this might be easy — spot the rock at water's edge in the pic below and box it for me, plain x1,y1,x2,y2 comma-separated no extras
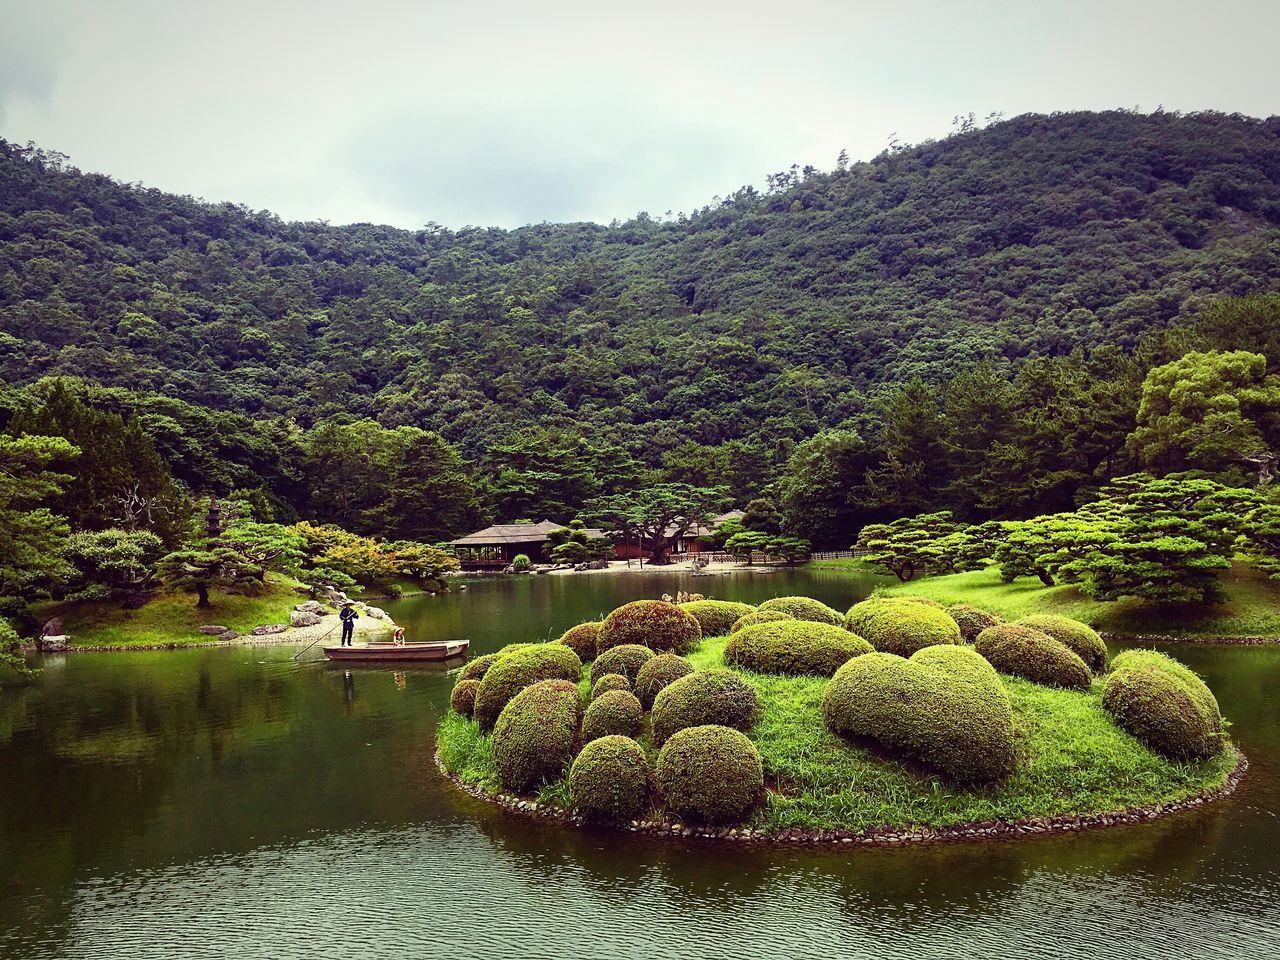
251,623,289,636
197,625,229,635
290,611,323,628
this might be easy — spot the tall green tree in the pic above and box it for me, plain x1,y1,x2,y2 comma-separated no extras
0,434,78,603
585,483,726,565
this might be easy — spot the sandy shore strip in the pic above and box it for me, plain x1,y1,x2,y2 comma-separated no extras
57,611,397,653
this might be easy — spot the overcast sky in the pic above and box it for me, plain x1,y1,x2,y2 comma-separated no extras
2,0,1277,229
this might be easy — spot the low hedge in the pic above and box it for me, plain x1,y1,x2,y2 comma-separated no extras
474,644,584,729
974,623,1092,691
655,724,763,824
492,679,583,793
555,621,602,661
651,670,758,745
678,600,757,637
589,644,655,686
581,689,643,742
723,620,873,676
823,645,1017,783
457,653,499,683
569,735,651,822
729,610,794,633
757,596,843,625
1102,650,1224,760
947,604,1005,644
591,673,632,699
633,653,695,709
842,598,962,657
597,600,702,655
1016,614,1108,673
450,678,480,716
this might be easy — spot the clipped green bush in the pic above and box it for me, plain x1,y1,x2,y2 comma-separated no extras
633,653,695,709
450,678,480,716
1016,614,1108,673
597,600,702,655
589,644,655,686
457,653,499,683
729,609,794,633
651,670,758,745
947,604,1005,643
510,553,532,572
569,735,651,822
591,673,631,699
492,679,583,793
581,689,643,742
758,596,843,625
1102,650,1224,760
556,621,602,661
974,623,1092,690
724,620,873,676
679,599,756,637
842,598,962,656
655,724,763,824
823,645,1017,783
474,643,584,729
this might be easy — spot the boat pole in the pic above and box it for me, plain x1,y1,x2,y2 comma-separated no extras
291,619,340,661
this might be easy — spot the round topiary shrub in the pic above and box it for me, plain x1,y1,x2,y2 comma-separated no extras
450,678,480,716
842,598,962,657
678,599,757,637
730,609,794,633
1102,650,1224,760
633,653,695,709
651,670,758,745
947,604,1005,643
457,653,499,683
589,644,655,686
581,689,643,742
823,645,1017,783
655,724,763,824
555,621,602,661
597,600,702,655
492,679,583,793
974,623,1092,690
510,553,532,572
474,644,584,729
758,596,843,625
569,735,651,822
1016,614,1108,673
591,673,632,699
724,620,873,676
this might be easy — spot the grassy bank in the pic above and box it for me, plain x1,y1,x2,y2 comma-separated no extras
438,634,1235,834
877,563,1280,639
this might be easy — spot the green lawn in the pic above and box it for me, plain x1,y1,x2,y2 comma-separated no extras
877,563,1280,639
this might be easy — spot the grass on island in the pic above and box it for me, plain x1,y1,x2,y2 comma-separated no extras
438,634,1236,834
877,562,1280,639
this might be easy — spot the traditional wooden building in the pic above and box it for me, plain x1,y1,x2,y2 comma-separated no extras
449,520,607,569
613,510,746,560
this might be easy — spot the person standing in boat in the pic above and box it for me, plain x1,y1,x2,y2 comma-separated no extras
339,602,359,646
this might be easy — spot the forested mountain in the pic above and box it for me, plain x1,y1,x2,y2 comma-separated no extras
2,109,1280,543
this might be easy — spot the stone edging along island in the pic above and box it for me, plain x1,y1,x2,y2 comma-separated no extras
1100,631,1280,647
435,746,1247,847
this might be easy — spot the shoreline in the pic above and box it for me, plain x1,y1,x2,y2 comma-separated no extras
37,612,396,654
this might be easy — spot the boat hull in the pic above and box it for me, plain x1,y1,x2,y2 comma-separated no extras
323,640,469,662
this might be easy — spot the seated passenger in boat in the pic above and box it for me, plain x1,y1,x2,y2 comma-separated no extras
392,627,406,646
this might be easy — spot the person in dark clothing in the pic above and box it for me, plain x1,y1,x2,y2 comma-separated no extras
339,602,359,646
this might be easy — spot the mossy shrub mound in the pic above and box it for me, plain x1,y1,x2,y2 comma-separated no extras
651,670,758,745
633,653,695,709
947,604,1005,643
678,600,756,637
843,598,962,657
757,596,843,625
730,609,794,633
569,736,651,822
457,653,499,683
723,621,873,676
974,623,1092,690
589,644,655,686
492,679,583,793
597,600,702,655
555,621,602,661
450,678,480,716
655,725,763,824
1016,614,1108,673
581,689,643,742
474,644,584,729
1102,650,1224,760
823,645,1017,783
591,673,631,699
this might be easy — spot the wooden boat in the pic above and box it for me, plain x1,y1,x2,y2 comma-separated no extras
323,639,469,662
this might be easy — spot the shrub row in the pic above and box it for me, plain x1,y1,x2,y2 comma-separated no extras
651,670,758,745
843,598,962,656
974,623,1092,690
597,600,702,655
474,644,583,729
679,600,757,637
758,596,844,625
723,620,872,676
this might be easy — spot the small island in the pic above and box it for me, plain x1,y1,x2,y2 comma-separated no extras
438,596,1242,844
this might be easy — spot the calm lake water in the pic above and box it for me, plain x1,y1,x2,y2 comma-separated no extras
2,569,1279,959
